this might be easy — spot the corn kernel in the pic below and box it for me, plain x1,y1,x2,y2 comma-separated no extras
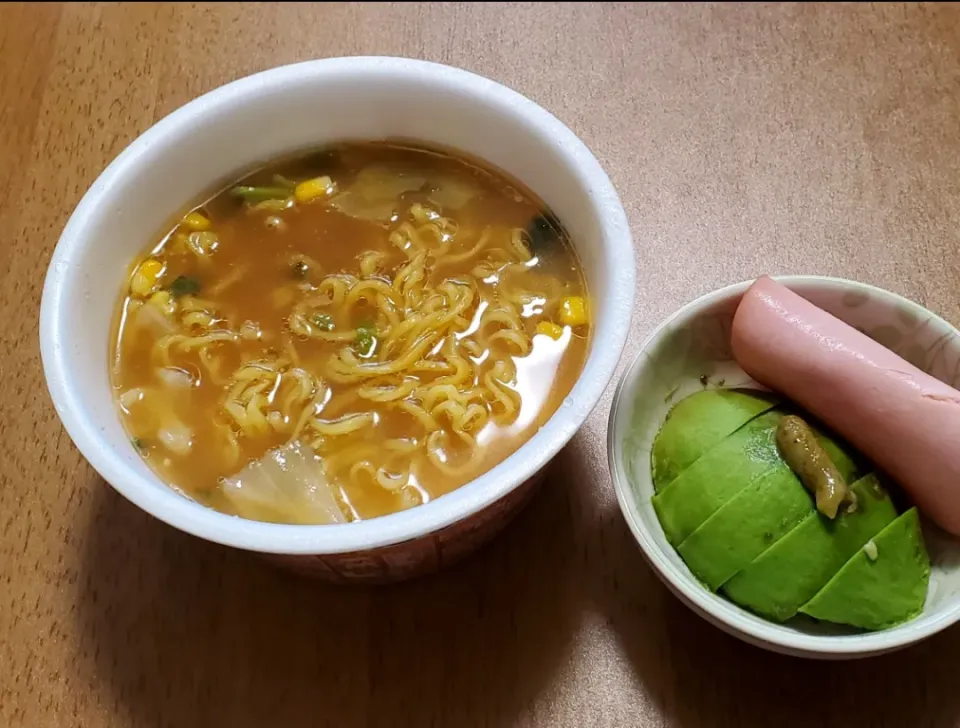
294,176,333,204
558,296,588,327
181,211,211,232
536,321,564,340
130,258,164,296
169,232,189,254
148,290,177,316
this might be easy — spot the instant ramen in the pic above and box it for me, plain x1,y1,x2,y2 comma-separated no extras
111,142,590,524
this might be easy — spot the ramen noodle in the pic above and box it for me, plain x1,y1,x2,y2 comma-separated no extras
110,142,590,524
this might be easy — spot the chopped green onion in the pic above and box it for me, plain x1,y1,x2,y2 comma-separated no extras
131,437,145,451
524,212,565,255
353,320,377,356
230,186,293,204
272,174,298,190
168,275,201,298
253,198,294,213
310,313,334,331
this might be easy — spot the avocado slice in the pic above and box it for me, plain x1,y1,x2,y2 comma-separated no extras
800,508,929,630
677,430,859,592
722,473,896,622
653,409,784,545
652,389,779,491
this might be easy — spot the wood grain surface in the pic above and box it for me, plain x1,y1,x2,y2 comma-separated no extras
4,2,960,726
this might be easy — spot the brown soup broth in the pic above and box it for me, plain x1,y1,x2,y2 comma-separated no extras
111,141,590,523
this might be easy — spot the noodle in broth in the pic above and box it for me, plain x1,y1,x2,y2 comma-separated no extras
111,142,589,524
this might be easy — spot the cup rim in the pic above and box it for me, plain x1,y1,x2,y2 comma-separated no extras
40,57,635,555
607,275,960,657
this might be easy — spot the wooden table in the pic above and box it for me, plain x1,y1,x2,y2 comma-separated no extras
4,2,960,725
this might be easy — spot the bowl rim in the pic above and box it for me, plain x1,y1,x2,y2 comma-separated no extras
39,56,635,555
607,275,960,658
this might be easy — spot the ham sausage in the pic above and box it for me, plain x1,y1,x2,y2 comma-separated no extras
731,275,960,535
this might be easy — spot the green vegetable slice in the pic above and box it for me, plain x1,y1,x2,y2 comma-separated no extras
721,473,896,622
652,389,779,491
800,508,930,630
524,213,566,255
353,320,377,356
168,275,201,297
272,174,298,190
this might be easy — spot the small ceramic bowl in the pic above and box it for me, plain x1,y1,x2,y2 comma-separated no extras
608,275,960,659
40,57,635,583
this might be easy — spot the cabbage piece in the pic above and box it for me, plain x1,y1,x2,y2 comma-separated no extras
158,416,193,456
427,175,479,211
131,299,176,336
119,387,147,412
221,441,346,525
156,367,194,388
328,166,426,222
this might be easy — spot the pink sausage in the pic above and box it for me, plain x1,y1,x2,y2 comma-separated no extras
731,275,960,535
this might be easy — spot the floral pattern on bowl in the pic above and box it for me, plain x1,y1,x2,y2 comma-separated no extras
609,276,960,658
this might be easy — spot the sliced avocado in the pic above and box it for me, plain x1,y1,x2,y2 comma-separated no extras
800,508,929,630
677,429,859,591
652,389,779,491
722,473,896,622
653,409,784,545
678,465,808,590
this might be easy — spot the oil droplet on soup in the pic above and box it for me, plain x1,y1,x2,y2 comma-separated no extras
111,141,590,524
